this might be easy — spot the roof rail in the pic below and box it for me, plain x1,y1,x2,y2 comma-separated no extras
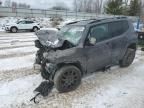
66,21,80,25
115,16,127,19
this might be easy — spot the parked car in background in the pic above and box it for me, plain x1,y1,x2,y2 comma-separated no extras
5,20,40,33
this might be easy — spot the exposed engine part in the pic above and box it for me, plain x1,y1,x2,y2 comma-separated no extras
30,81,54,104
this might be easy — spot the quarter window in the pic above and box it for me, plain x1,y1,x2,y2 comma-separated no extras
109,20,129,37
26,21,34,24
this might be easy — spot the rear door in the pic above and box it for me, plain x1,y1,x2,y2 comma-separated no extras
84,23,112,73
17,21,26,30
108,20,129,64
25,21,34,29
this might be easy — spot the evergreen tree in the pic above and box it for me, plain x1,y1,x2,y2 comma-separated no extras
129,0,141,16
105,0,123,15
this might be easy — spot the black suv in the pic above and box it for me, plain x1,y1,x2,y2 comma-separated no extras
34,17,137,93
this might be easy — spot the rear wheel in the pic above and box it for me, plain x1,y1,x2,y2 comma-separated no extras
54,65,81,93
120,48,136,67
11,27,17,33
33,27,38,32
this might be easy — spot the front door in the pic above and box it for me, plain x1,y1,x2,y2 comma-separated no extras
84,23,112,73
17,21,27,30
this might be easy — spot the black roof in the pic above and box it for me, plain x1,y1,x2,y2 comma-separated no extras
66,17,128,26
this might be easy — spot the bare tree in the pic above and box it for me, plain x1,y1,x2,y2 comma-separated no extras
4,0,11,7
73,0,104,13
12,2,17,8
0,0,2,6
93,0,103,14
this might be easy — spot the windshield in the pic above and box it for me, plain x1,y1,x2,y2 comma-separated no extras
58,26,85,45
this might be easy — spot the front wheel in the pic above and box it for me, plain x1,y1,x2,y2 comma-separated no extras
11,27,18,33
120,48,136,67
54,65,81,93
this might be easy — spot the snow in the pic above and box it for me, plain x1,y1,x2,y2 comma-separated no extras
72,64,144,108
0,54,34,71
0,17,144,108
40,27,58,31
0,74,42,108
0,49,143,108
0,46,37,56
0,38,36,44
0,42,34,49
0,28,4,32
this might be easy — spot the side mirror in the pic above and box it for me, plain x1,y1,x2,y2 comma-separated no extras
85,37,96,46
89,37,96,46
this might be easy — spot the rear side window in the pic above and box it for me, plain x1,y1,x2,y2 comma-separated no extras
109,20,129,37
26,21,34,24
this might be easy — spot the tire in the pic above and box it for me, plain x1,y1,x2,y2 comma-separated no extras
11,27,17,33
54,65,81,93
120,48,136,67
33,27,38,32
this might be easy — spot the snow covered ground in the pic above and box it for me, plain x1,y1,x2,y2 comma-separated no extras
0,31,144,108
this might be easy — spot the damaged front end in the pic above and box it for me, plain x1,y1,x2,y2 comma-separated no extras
34,29,75,80
31,26,85,103
31,29,76,103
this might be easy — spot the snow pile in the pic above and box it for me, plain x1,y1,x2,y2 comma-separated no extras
0,17,19,32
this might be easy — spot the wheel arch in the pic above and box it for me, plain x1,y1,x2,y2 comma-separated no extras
33,26,39,29
120,43,137,62
127,43,137,50
52,61,83,80
57,62,83,73
10,26,18,30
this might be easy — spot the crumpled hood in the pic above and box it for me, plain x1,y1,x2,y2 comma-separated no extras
35,29,64,48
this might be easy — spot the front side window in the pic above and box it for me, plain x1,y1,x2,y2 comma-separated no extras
86,23,110,45
17,21,26,24
58,26,85,45
26,21,34,24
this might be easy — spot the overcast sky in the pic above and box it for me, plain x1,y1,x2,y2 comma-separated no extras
2,0,74,9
